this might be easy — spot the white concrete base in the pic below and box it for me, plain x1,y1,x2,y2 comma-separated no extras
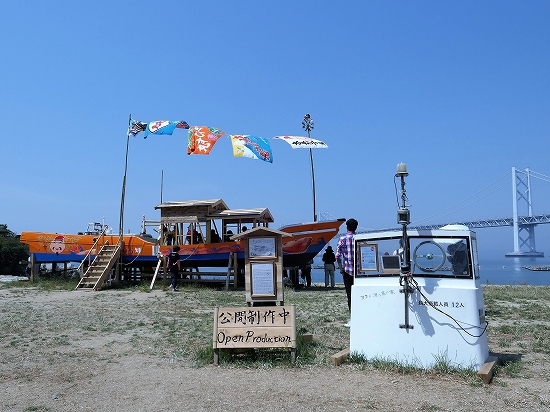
350,277,488,370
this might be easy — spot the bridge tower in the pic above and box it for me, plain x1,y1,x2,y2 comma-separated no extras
506,167,544,257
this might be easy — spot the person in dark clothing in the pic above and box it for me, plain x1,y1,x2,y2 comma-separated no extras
224,230,234,242
167,245,181,291
300,259,313,287
322,246,337,288
210,229,221,243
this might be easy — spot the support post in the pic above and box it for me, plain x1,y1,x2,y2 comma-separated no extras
30,253,36,283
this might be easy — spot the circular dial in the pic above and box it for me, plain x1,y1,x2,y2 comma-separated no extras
413,241,446,272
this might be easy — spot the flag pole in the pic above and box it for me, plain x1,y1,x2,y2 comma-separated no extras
160,170,164,204
302,114,317,222
119,114,132,242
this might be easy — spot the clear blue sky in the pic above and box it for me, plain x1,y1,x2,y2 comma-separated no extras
1,1,549,258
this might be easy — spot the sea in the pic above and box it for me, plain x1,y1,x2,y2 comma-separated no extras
310,256,550,286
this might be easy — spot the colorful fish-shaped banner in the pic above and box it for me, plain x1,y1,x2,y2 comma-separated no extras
144,120,189,138
273,135,328,149
230,135,273,163
187,126,225,155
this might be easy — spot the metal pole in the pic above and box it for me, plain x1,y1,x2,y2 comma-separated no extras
302,114,317,222
117,115,132,281
119,114,132,242
160,170,164,204
396,163,413,330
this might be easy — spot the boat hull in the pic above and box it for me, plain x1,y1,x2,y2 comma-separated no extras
20,220,344,269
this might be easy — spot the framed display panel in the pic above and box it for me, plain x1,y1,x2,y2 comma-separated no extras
357,242,379,274
353,234,473,279
248,237,277,258
250,262,276,297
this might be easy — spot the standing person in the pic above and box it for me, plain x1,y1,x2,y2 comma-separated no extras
322,246,336,288
300,259,313,288
336,218,358,327
167,245,181,291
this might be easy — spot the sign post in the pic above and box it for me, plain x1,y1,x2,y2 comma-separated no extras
213,227,296,364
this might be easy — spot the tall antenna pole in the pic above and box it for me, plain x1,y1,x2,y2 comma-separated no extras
302,114,317,222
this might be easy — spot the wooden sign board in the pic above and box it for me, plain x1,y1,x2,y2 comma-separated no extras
213,305,296,364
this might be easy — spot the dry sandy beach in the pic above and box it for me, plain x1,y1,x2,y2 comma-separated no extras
0,283,549,411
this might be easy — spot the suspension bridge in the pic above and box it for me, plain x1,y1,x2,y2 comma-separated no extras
321,167,550,258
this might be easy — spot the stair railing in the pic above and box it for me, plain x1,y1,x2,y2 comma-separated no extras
77,225,110,275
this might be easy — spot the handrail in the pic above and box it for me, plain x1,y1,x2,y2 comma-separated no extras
77,225,110,275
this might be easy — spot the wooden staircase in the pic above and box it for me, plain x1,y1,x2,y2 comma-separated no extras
76,244,122,291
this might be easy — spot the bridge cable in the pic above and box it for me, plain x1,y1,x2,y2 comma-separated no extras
411,171,511,226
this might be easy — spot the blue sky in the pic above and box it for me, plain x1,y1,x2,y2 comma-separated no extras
1,1,549,258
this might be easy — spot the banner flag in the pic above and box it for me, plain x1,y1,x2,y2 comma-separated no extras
144,120,189,138
273,135,328,149
230,135,273,163
128,119,147,137
187,126,225,155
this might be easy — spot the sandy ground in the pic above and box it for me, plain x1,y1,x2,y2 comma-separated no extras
0,286,549,412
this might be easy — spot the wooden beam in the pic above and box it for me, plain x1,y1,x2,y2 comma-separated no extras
477,355,499,384
330,348,350,366
30,253,36,283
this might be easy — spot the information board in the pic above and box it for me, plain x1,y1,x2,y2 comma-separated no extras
250,262,276,296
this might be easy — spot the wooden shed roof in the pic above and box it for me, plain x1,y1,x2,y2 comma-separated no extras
208,208,274,224
154,199,228,211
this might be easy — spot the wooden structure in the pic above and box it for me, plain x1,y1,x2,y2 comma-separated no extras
75,243,121,290
213,305,296,365
149,251,239,291
154,199,274,248
231,227,291,306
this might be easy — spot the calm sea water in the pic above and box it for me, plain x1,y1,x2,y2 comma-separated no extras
310,257,550,286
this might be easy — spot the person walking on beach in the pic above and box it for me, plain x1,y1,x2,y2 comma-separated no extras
167,245,181,291
322,246,336,288
336,218,358,327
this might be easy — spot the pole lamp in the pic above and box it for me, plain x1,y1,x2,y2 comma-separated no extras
302,114,317,222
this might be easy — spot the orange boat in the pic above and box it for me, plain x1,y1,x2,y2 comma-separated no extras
20,199,345,269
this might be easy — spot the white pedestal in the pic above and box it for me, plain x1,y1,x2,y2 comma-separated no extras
350,276,488,369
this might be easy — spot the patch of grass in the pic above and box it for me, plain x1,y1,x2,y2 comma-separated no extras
193,334,320,367
418,402,443,411
348,351,481,385
496,358,524,378
9,277,79,291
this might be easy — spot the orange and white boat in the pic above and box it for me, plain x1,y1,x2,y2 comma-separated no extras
20,199,344,269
